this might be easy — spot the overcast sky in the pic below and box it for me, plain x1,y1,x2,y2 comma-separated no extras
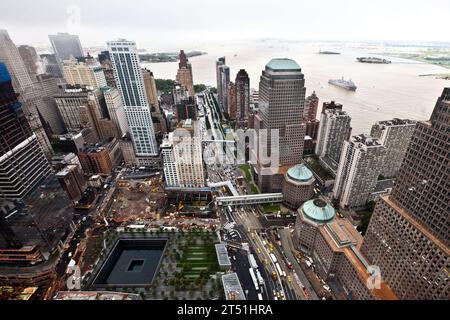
2,0,449,49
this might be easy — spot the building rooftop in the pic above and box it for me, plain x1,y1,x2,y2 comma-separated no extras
222,273,246,300
301,198,336,223
352,134,382,147
215,244,232,267
266,58,301,72
54,291,141,300
375,118,416,127
287,164,314,182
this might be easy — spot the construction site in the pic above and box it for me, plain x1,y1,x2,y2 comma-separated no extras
107,177,166,223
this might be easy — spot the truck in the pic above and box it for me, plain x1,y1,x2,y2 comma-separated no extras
248,254,258,269
249,268,259,291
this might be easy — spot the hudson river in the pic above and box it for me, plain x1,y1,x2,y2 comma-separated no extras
142,41,449,134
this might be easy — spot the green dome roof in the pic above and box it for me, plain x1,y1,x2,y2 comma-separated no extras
302,199,335,223
266,58,301,72
287,164,314,182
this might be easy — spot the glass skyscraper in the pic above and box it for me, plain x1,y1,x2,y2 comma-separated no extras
107,39,158,157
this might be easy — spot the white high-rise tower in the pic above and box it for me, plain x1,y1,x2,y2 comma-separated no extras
107,39,158,156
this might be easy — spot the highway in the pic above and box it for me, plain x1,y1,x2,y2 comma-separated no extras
200,89,318,300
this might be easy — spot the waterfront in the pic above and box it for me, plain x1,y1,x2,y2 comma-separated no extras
142,41,450,134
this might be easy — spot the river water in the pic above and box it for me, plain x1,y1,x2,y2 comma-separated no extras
142,41,449,134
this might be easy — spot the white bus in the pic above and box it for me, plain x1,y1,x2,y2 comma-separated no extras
275,262,285,277
249,268,259,291
248,254,258,269
269,253,278,264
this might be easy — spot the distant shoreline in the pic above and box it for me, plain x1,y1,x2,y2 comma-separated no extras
139,51,207,63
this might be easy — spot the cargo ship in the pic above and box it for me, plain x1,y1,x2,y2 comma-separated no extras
328,78,357,91
318,50,341,55
357,57,391,64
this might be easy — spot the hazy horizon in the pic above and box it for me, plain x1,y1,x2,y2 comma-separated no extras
2,0,450,50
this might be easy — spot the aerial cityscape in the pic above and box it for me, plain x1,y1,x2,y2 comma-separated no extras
0,0,449,305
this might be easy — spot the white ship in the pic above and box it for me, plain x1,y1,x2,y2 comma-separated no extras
328,77,357,91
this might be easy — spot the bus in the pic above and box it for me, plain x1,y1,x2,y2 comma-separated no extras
256,269,265,286
275,262,285,277
248,254,258,269
249,268,259,291
269,253,278,264
257,293,263,300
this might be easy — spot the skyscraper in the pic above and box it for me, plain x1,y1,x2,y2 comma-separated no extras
304,91,319,121
17,45,42,81
254,59,306,193
34,73,65,134
315,101,352,174
0,63,73,264
49,32,84,62
361,88,450,299
103,87,129,137
218,65,230,113
0,29,53,158
142,68,159,109
40,53,64,79
107,39,158,157
162,128,205,188
216,57,226,109
235,69,250,125
227,81,236,119
0,63,51,200
176,50,195,97
333,134,386,209
370,118,416,178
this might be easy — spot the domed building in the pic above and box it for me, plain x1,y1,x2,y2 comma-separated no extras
282,164,316,209
294,198,336,254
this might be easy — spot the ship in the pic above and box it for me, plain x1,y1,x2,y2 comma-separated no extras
328,77,357,91
357,57,391,64
318,50,341,55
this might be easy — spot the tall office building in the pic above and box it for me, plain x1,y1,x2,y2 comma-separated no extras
218,64,230,113
107,39,158,157
0,64,73,266
162,128,205,188
0,63,52,200
54,86,90,133
62,57,107,88
370,118,416,178
98,50,112,68
235,69,250,124
49,32,84,62
315,101,352,174
333,134,386,209
142,68,167,135
103,87,129,137
17,45,42,81
227,81,237,119
176,50,195,97
0,29,53,158
40,53,64,79
254,59,306,193
216,57,226,109
142,68,159,109
34,73,65,134
305,91,319,121
361,89,450,299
